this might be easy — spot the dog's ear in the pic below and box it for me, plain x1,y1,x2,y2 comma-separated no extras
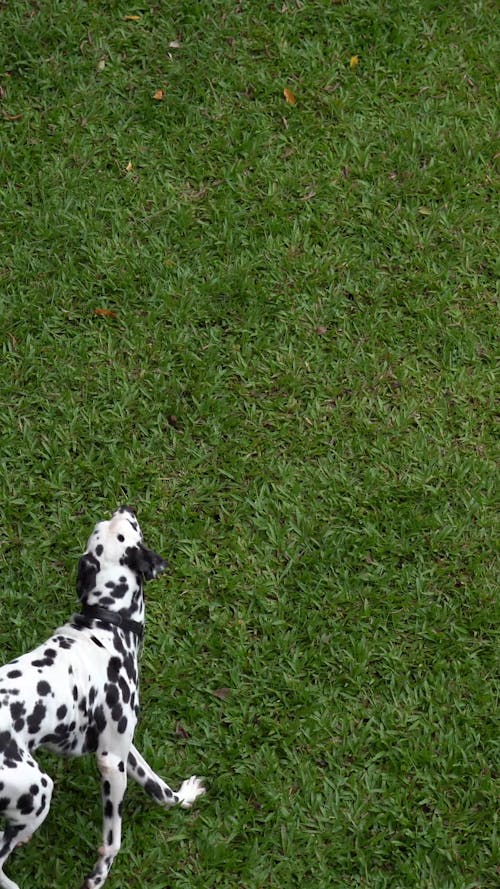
124,545,167,581
77,552,100,601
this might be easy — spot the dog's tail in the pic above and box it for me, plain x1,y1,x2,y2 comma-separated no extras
127,745,205,809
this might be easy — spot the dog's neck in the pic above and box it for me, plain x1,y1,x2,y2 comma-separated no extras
78,604,145,641
79,563,145,627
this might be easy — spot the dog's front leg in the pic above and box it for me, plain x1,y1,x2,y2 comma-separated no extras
81,752,127,889
128,744,205,809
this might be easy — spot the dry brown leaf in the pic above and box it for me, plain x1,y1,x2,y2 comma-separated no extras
152,89,165,101
3,113,23,121
94,308,117,318
213,687,232,701
283,87,296,105
315,325,328,336
301,189,317,202
175,722,190,739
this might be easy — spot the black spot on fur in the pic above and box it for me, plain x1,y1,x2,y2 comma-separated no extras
84,726,98,752
27,703,46,734
37,681,51,697
17,793,35,814
106,685,120,708
145,779,163,801
10,702,25,722
0,732,23,768
94,705,106,732
107,657,121,683
118,676,130,703
105,579,129,599
35,793,47,817
55,636,76,650
6,670,22,679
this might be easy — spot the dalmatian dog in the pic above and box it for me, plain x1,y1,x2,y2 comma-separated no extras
0,507,205,889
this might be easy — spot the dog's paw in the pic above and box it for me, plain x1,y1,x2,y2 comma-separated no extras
177,775,206,809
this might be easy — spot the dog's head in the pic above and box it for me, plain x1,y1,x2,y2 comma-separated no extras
77,506,167,603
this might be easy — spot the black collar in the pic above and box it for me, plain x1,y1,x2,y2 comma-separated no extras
75,605,144,641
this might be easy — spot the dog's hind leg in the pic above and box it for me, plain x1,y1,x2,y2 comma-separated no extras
80,751,127,889
127,744,205,809
0,756,53,889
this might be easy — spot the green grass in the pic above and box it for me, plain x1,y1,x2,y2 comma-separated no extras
0,1,498,887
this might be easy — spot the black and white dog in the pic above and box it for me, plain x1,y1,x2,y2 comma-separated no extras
0,507,205,889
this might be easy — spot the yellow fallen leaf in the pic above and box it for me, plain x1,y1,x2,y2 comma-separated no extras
124,15,141,21
418,206,432,216
94,308,117,319
96,57,106,72
125,161,133,173
153,89,165,100
283,87,296,105
350,55,359,68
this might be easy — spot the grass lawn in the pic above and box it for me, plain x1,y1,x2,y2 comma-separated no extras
0,1,498,887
